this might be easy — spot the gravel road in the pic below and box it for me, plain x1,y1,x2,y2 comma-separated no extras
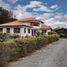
7,38,67,67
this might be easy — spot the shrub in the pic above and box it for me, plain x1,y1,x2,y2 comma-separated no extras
10,35,20,39
48,31,58,35
35,37,48,49
15,37,37,55
44,34,59,43
0,34,59,67
0,33,9,42
0,40,19,67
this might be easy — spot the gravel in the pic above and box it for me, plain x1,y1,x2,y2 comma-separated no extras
7,38,67,67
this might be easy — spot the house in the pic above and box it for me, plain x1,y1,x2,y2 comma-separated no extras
0,17,51,37
40,24,51,35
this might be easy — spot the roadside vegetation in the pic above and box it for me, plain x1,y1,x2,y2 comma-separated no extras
0,32,59,67
54,28,67,38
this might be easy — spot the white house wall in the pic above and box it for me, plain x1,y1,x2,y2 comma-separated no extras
20,27,24,36
21,26,32,37
40,23,42,27
2,26,32,37
47,29,51,33
3,28,6,33
10,28,14,35
46,29,51,35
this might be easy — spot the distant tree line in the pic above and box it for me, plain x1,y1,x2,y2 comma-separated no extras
54,28,67,37
55,28,67,34
0,7,16,24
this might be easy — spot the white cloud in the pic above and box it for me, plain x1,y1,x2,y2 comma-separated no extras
27,1,58,12
13,1,59,20
30,1,42,6
51,23,67,29
21,1,43,11
13,9,34,20
64,14,67,18
0,0,18,10
19,1,56,12
15,5,23,10
50,4,58,9
0,0,11,10
33,5,53,12
4,0,18,4
44,14,67,29
14,1,42,12
39,13,55,21
13,1,44,19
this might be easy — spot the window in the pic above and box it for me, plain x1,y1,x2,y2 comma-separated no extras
0,28,3,32
24,28,26,33
6,28,10,33
14,28,20,33
28,29,30,33
33,23,39,26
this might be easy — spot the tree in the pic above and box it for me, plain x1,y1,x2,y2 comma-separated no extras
0,7,16,24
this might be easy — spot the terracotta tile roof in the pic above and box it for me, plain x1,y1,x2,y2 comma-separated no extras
0,17,44,27
41,25,49,29
21,17,36,21
0,21,30,27
19,17,44,23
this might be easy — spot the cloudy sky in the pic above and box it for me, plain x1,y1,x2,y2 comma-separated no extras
0,0,67,29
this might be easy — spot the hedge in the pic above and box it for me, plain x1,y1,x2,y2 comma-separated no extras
0,33,9,42
0,34,59,67
48,31,58,35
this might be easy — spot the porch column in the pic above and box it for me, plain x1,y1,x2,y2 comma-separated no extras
20,27,24,36
10,28,14,35
3,28,6,33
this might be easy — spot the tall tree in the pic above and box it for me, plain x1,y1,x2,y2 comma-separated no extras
0,7,16,24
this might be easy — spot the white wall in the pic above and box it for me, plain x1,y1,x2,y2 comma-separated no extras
3,28,6,33
2,26,32,37
47,29,51,33
2,26,51,37
40,23,42,27
21,26,32,37
20,27,24,36
10,28,14,35
46,29,51,35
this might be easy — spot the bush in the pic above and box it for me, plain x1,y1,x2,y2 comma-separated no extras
48,31,58,35
10,35,20,39
0,33,9,42
0,34,59,67
0,40,19,67
35,37,48,49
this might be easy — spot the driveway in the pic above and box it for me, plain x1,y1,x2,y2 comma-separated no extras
7,38,67,67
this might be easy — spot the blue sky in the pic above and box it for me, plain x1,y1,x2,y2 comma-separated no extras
0,0,67,28
3,0,67,14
